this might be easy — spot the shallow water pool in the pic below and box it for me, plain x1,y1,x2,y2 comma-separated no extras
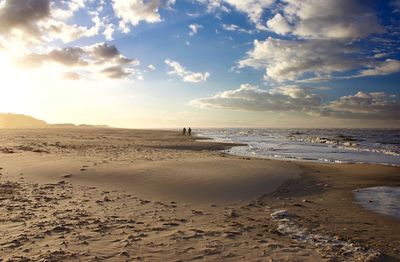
354,186,400,219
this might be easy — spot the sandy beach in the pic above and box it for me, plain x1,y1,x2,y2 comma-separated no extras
0,128,399,261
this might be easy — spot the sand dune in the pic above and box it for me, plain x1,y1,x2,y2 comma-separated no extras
0,113,48,128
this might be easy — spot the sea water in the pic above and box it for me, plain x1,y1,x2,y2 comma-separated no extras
197,128,400,166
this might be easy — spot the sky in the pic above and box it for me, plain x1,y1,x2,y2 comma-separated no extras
0,0,399,128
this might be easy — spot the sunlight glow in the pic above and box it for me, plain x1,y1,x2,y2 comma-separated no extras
0,53,31,113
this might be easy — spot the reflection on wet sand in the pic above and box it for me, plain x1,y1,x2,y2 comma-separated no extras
354,186,400,219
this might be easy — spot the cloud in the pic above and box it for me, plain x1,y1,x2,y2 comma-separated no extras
47,47,87,66
0,0,102,45
101,66,131,79
91,43,120,59
44,20,100,43
266,13,291,35
239,37,360,82
166,0,176,9
165,59,210,83
112,0,162,31
222,23,257,34
197,0,230,13
192,84,400,120
299,59,400,82
63,72,80,80
183,72,210,83
373,53,388,59
197,0,273,29
103,24,115,41
229,1,392,84
51,0,87,20
192,84,322,111
148,64,156,70
223,0,274,29
358,59,400,77
21,47,86,67
189,23,203,36
222,24,240,31
209,0,383,38
267,0,383,39
393,0,400,10
18,42,140,79
0,0,50,38
321,92,400,120
88,43,140,67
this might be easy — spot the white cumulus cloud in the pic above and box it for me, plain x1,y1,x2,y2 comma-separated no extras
239,37,360,82
267,0,383,39
112,0,162,31
165,59,210,83
192,84,400,120
192,84,322,111
223,0,274,29
197,0,274,29
189,23,203,36
266,13,291,35
321,92,400,119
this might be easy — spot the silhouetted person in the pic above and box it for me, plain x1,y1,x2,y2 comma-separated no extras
188,127,192,136
182,127,186,136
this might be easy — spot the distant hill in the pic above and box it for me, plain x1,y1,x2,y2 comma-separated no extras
0,113,49,128
0,113,110,129
78,124,110,128
51,123,78,128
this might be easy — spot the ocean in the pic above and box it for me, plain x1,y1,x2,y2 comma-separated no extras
197,128,400,166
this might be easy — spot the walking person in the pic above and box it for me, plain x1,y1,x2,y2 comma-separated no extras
188,127,192,136
182,127,186,136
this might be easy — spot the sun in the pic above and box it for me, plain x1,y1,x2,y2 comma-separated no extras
0,52,31,113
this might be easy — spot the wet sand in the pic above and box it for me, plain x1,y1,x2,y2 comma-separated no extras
0,128,399,261
261,162,400,261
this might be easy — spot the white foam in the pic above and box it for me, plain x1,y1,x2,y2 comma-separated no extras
197,128,400,166
270,209,381,261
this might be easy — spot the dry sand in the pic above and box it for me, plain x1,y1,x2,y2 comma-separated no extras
0,128,399,261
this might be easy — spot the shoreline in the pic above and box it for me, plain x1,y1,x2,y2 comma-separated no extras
0,128,399,261
206,141,400,167
195,128,400,167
